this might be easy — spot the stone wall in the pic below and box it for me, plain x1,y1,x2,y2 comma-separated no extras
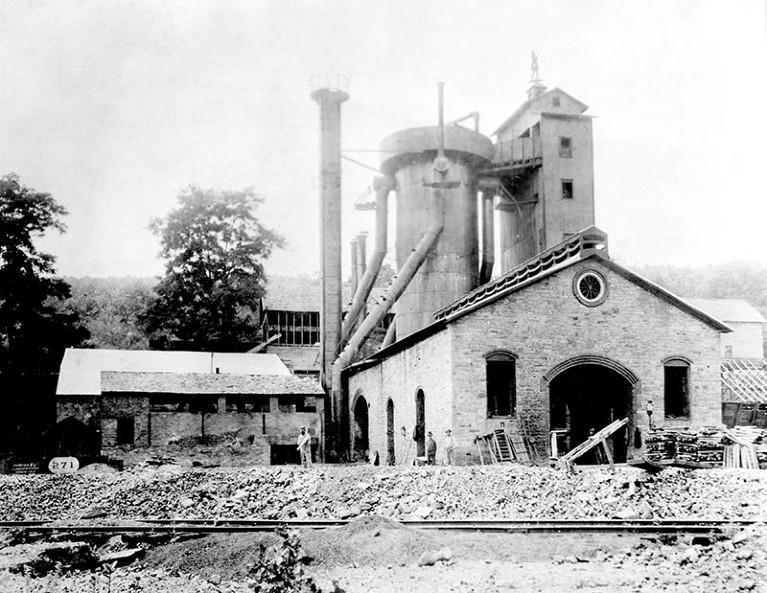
449,259,722,462
349,258,723,465
348,329,452,466
56,393,325,464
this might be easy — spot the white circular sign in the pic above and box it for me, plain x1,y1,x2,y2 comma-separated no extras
48,457,80,474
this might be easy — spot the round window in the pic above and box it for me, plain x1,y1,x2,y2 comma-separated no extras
573,270,608,307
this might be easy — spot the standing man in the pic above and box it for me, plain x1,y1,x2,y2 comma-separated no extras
442,429,456,465
297,426,312,468
426,431,437,465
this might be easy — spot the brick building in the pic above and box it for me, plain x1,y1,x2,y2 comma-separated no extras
346,228,730,465
55,349,324,464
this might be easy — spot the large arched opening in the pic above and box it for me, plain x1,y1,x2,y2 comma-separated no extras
352,394,369,461
547,359,635,464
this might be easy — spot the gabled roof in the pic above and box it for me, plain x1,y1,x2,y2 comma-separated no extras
57,348,291,396
684,298,767,324
492,87,589,137
434,227,731,333
101,371,323,396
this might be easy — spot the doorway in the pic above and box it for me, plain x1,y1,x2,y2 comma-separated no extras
386,399,395,465
352,395,369,461
549,363,632,463
415,389,425,457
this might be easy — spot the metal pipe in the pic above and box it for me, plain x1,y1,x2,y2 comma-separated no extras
437,82,445,160
479,192,495,284
332,219,444,451
350,239,358,296
340,221,442,358
339,176,394,346
356,232,367,286
381,318,396,350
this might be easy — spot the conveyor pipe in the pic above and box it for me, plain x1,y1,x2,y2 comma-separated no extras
331,215,444,449
479,192,495,284
339,177,394,346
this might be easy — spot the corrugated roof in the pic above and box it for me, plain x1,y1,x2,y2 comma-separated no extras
721,359,767,404
101,371,324,395
684,298,767,324
57,349,290,395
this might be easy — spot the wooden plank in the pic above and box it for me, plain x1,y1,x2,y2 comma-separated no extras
558,418,628,470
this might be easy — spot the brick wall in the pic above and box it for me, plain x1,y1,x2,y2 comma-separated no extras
349,258,723,465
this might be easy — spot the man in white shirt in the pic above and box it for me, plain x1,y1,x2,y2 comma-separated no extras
443,429,456,465
297,426,312,468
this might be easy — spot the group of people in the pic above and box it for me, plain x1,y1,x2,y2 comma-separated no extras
296,425,460,467
425,428,456,465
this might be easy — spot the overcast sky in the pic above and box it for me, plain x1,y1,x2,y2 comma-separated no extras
1,0,765,280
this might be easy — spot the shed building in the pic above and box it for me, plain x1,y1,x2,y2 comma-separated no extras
55,349,324,464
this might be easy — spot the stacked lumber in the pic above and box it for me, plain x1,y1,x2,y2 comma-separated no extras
723,427,764,469
643,427,726,467
644,430,675,462
696,428,725,465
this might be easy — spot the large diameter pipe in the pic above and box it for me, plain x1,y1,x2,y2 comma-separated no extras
381,318,397,350
311,86,349,392
331,221,444,449
350,239,359,296
355,232,367,288
339,176,394,346
479,193,495,284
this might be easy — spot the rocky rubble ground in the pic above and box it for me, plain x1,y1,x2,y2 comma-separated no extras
0,465,764,521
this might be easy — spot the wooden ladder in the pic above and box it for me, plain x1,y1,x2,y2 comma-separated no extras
519,416,539,463
492,429,515,462
506,425,530,463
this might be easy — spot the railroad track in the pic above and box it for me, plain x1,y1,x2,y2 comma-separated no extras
0,518,756,535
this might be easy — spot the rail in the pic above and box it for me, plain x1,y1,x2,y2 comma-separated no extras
0,518,756,535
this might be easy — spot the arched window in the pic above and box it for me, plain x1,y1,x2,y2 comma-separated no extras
664,358,690,419
486,351,517,417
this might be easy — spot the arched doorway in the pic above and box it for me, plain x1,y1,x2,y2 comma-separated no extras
386,399,395,465
415,389,425,457
549,362,633,463
352,395,369,461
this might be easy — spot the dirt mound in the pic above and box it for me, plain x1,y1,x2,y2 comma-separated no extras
342,513,406,535
143,533,278,581
78,463,119,473
302,514,438,567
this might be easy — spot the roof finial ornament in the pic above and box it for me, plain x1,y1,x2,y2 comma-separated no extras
530,51,541,83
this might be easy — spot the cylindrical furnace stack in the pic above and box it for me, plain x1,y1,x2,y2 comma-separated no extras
380,126,494,338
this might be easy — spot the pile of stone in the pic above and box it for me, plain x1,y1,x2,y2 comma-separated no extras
0,465,764,523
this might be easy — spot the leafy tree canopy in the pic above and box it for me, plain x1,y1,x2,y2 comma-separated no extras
142,186,284,350
66,277,155,350
0,174,89,374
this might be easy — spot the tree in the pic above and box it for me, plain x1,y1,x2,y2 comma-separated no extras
142,186,285,350
66,276,155,350
0,174,89,375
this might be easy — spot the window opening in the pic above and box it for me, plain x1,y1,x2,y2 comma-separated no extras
559,136,572,158
664,360,690,419
486,352,516,417
561,179,574,200
116,418,134,445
